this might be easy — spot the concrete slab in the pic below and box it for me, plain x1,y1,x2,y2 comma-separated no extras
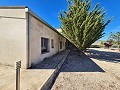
0,50,70,90
0,64,55,90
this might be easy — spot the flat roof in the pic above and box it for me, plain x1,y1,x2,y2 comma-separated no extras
0,6,27,9
0,6,66,38
0,6,65,38
27,8,64,37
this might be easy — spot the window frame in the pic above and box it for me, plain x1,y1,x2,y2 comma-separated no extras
60,41,62,49
51,39,54,48
41,37,50,54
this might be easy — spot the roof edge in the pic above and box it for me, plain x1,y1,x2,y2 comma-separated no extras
0,6,65,38
0,6,27,9
26,7,65,37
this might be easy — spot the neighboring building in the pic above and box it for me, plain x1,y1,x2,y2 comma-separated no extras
90,40,103,48
56,28,62,33
92,40,102,46
0,6,66,68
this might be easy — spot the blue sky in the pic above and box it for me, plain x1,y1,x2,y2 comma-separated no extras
0,0,120,40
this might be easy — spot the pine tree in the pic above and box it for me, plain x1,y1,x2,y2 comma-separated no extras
59,0,112,51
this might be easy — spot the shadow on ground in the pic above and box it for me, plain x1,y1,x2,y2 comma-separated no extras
31,51,67,69
87,49,120,63
60,50,105,72
31,49,105,72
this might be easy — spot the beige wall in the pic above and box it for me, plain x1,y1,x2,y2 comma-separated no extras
59,35,66,52
0,8,66,68
29,14,66,66
0,8,27,68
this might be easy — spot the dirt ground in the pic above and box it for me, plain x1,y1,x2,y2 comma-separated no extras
51,48,120,90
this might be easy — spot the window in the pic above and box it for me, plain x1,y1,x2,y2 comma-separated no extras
41,37,49,54
60,41,62,49
51,39,54,48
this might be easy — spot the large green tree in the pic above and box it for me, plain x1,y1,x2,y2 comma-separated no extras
59,0,112,51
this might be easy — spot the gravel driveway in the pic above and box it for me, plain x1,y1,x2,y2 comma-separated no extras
51,49,120,90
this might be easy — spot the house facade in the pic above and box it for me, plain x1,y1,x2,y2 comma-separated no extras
0,6,66,68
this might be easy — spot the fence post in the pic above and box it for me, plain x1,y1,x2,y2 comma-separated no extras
16,61,21,90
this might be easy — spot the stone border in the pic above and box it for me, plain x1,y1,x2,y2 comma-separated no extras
37,50,70,90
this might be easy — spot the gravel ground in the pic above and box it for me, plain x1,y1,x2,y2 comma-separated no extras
51,48,120,90
87,48,120,63
31,50,68,69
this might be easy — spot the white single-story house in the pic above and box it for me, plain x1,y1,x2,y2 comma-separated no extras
0,6,67,69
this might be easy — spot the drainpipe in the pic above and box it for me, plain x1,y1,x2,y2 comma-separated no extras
25,8,30,68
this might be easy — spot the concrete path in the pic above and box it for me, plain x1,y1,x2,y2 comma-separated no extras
0,50,69,90
51,49,120,90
